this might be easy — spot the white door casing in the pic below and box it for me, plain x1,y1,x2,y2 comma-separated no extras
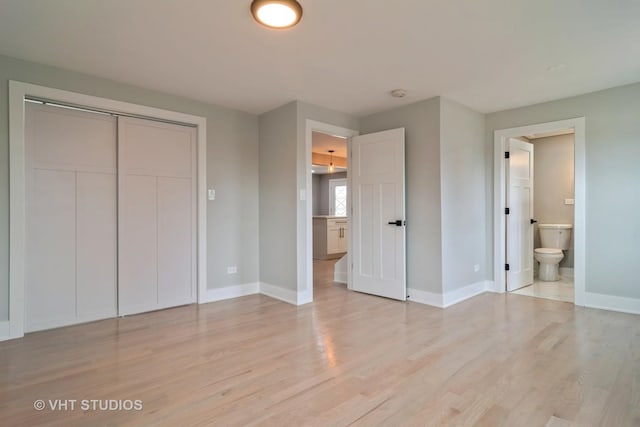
118,117,197,316
351,128,406,301
506,138,534,291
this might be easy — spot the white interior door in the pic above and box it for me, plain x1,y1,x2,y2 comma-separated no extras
118,117,197,315
351,128,406,300
507,138,534,291
25,103,117,332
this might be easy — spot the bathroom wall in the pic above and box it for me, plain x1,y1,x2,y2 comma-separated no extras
532,134,574,268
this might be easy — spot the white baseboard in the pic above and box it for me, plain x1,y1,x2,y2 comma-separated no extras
559,267,574,278
259,282,300,306
485,280,503,293
0,321,9,341
583,292,640,315
205,283,260,303
408,281,492,308
334,271,347,284
407,288,444,307
442,281,491,308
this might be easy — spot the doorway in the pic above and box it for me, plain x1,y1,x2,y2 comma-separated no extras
310,131,349,297
493,118,586,305
505,131,576,303
304,121,407,303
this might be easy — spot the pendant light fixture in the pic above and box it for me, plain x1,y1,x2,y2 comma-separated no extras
251,0,303,29
328,150,335,173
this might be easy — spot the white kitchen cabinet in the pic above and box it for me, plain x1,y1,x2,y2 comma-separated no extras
313,216,348,259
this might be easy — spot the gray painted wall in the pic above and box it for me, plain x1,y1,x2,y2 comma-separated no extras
258,102,298,290
0,54,260,321
360,98,443,294
315,172,347,216
532,134,575,268
440,98,487,292
487,82,640,299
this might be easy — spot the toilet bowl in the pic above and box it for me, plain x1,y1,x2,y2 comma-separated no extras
534,248,564,281
535,223,572,282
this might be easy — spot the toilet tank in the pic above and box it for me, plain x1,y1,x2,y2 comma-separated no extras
538,224,572,250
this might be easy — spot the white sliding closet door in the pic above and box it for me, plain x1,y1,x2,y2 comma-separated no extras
25,103,118,332
118,117,197,315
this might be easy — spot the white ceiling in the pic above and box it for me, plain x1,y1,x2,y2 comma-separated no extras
1,1,639,116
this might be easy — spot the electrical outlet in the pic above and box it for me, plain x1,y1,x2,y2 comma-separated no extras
208,189,216,200
227,266,237,274
474,264,480,272
565,198,575,205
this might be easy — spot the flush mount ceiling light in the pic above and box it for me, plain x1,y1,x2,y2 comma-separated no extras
251,0,303,29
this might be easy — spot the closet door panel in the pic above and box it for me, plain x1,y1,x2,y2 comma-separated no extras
121,121,192,177
76,172,117,318
118,116,196,315
26,169,77,331
119,175,158,315
157,177,193,307
32,105,116,173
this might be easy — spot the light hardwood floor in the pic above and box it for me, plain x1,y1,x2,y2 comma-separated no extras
1,260,639,426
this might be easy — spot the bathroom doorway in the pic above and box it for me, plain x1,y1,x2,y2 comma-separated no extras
508,130,576,303
493,118,586,305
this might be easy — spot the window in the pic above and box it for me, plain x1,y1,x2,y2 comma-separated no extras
329,178,348,216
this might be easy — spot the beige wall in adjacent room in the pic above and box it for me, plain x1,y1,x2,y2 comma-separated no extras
532,134,575,267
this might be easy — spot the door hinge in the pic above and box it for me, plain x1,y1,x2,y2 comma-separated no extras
505,263,510,271
505,207,510,215
504,151,510,159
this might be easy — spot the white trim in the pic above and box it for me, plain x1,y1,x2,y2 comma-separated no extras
303,120,358,302
407,288,444,307
7,81,207,341
559,267,574,278
493,118,586,307
205,283,260,303
408,281,492,308
442,281,490,308
583,292,640,315
334,271,348,284
260,282,302,306
0,321,10,341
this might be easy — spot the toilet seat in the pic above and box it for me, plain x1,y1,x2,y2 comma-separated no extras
534,248,562,255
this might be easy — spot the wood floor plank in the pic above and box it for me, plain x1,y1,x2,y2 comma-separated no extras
1,259,639,426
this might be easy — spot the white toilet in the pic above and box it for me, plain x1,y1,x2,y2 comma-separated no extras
534,224,572,282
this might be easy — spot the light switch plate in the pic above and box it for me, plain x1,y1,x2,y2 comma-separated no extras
565,198,575,205
208,189,216,200
300,189,306,201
